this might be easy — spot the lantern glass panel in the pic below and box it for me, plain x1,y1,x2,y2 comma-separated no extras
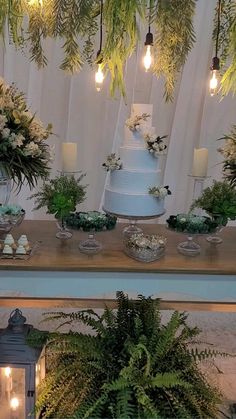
0,366,25,419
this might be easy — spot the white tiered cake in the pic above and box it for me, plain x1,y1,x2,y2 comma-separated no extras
104,104,165,217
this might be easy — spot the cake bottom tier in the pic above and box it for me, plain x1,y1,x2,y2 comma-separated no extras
104,188,165,217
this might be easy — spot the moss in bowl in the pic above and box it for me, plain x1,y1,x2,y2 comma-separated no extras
65,211,117,232
167,213,218,234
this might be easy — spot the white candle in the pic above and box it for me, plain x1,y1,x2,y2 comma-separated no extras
192,148,208,177
62,142,77,173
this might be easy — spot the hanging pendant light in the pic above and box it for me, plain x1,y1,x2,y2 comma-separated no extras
143,1,153,72
209,0,221,96
95,0,104,92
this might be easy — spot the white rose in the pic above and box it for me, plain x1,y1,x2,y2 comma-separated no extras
1,128,10,139
159,188,168,198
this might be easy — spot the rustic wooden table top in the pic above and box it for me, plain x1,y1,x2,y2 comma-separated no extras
0,220,235,274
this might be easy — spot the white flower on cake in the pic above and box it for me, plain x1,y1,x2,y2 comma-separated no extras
125,113,150,132
144,133,167,157
102,153,123,172
148,185,171,198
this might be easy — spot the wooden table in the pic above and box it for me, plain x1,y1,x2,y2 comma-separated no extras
0,220,235,311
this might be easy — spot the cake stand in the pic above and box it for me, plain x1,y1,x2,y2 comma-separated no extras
103,208,165,237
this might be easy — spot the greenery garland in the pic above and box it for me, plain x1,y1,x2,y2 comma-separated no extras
3,1,236,100
153,0,196,101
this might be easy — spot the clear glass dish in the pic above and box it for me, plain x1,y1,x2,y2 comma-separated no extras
124,245,165,262
0,211,25,236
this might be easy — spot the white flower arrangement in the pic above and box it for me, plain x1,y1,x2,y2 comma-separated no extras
102,153,123,172
0,78,52,188
148,185,171,198
125,113,150,132
144,133,167,157
126,233,167,251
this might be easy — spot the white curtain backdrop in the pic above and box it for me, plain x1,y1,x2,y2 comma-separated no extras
0,0,235,221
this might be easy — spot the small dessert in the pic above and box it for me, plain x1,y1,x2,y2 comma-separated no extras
4,234,15,246
2,244,13,255
16,245,27,255
18,235,29,249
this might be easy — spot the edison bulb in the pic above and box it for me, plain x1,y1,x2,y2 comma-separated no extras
209,70,219,96
143,45,153,72
95,64,104,92
4,367,11,377
10,397,19,410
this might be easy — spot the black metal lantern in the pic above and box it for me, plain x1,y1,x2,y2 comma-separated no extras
0,309,45,419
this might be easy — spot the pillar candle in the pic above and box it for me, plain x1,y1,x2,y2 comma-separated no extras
192,148,208,177
62,142,77,173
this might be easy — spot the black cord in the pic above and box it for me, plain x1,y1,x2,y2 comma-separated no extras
99,0,103,53
148,0,151,33
215,0,222,57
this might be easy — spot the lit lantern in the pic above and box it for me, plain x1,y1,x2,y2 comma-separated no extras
0,309,45,419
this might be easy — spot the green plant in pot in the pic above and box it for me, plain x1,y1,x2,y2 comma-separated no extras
28,292,226,418
191,180,236,244
31,173,87,239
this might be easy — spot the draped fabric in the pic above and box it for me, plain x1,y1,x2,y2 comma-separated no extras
0,0,235,221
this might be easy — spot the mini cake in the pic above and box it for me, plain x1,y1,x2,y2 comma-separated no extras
4,234,15,246
3,244,13,254
16,245,27,255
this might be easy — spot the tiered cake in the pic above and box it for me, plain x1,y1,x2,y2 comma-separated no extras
104,104,165,217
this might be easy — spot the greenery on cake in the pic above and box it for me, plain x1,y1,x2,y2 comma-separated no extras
31,174,87,220
30,292,222,418
149,185,171,198
191,180,236,226
125,113,150,132
218,125,236,186
0,78,52,189
65,211,117,231
167,214,218,234
102,153,122,171
144,133,167,157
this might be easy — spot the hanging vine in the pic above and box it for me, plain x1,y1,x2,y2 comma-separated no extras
152,0,196,101
0,0,198,100
212,0,236,96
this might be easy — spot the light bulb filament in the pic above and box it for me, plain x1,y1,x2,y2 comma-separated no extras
10,397,19,410
209,69,219,96
95,63,104,92
143,45,153,72
4,367,11,377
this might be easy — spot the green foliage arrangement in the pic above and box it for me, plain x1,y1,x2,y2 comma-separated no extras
167,213,218,234
0,0,198,100
213,0,236,96
31,174,87,220
65,211,117,231
218,125,236,186
30,292,224,418
0,77,52,189
191,180,236,226
153,0,196,101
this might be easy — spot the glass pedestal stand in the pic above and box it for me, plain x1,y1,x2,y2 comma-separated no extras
56,219,72,239
206,226,224,245
79,233,103,255
189,175,210,215
103,208,165,238
177,235,201,256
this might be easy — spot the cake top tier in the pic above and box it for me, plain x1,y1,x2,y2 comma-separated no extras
131,104,153,121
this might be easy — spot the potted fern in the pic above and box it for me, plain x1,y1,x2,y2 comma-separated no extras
29,293,223,418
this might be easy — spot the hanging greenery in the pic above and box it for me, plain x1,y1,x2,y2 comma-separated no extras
152,0,196,101
212,0,236,96
0,0,198,100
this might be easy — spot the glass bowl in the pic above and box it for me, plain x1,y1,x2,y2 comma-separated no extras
123,233,166,262
0,210,25,236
